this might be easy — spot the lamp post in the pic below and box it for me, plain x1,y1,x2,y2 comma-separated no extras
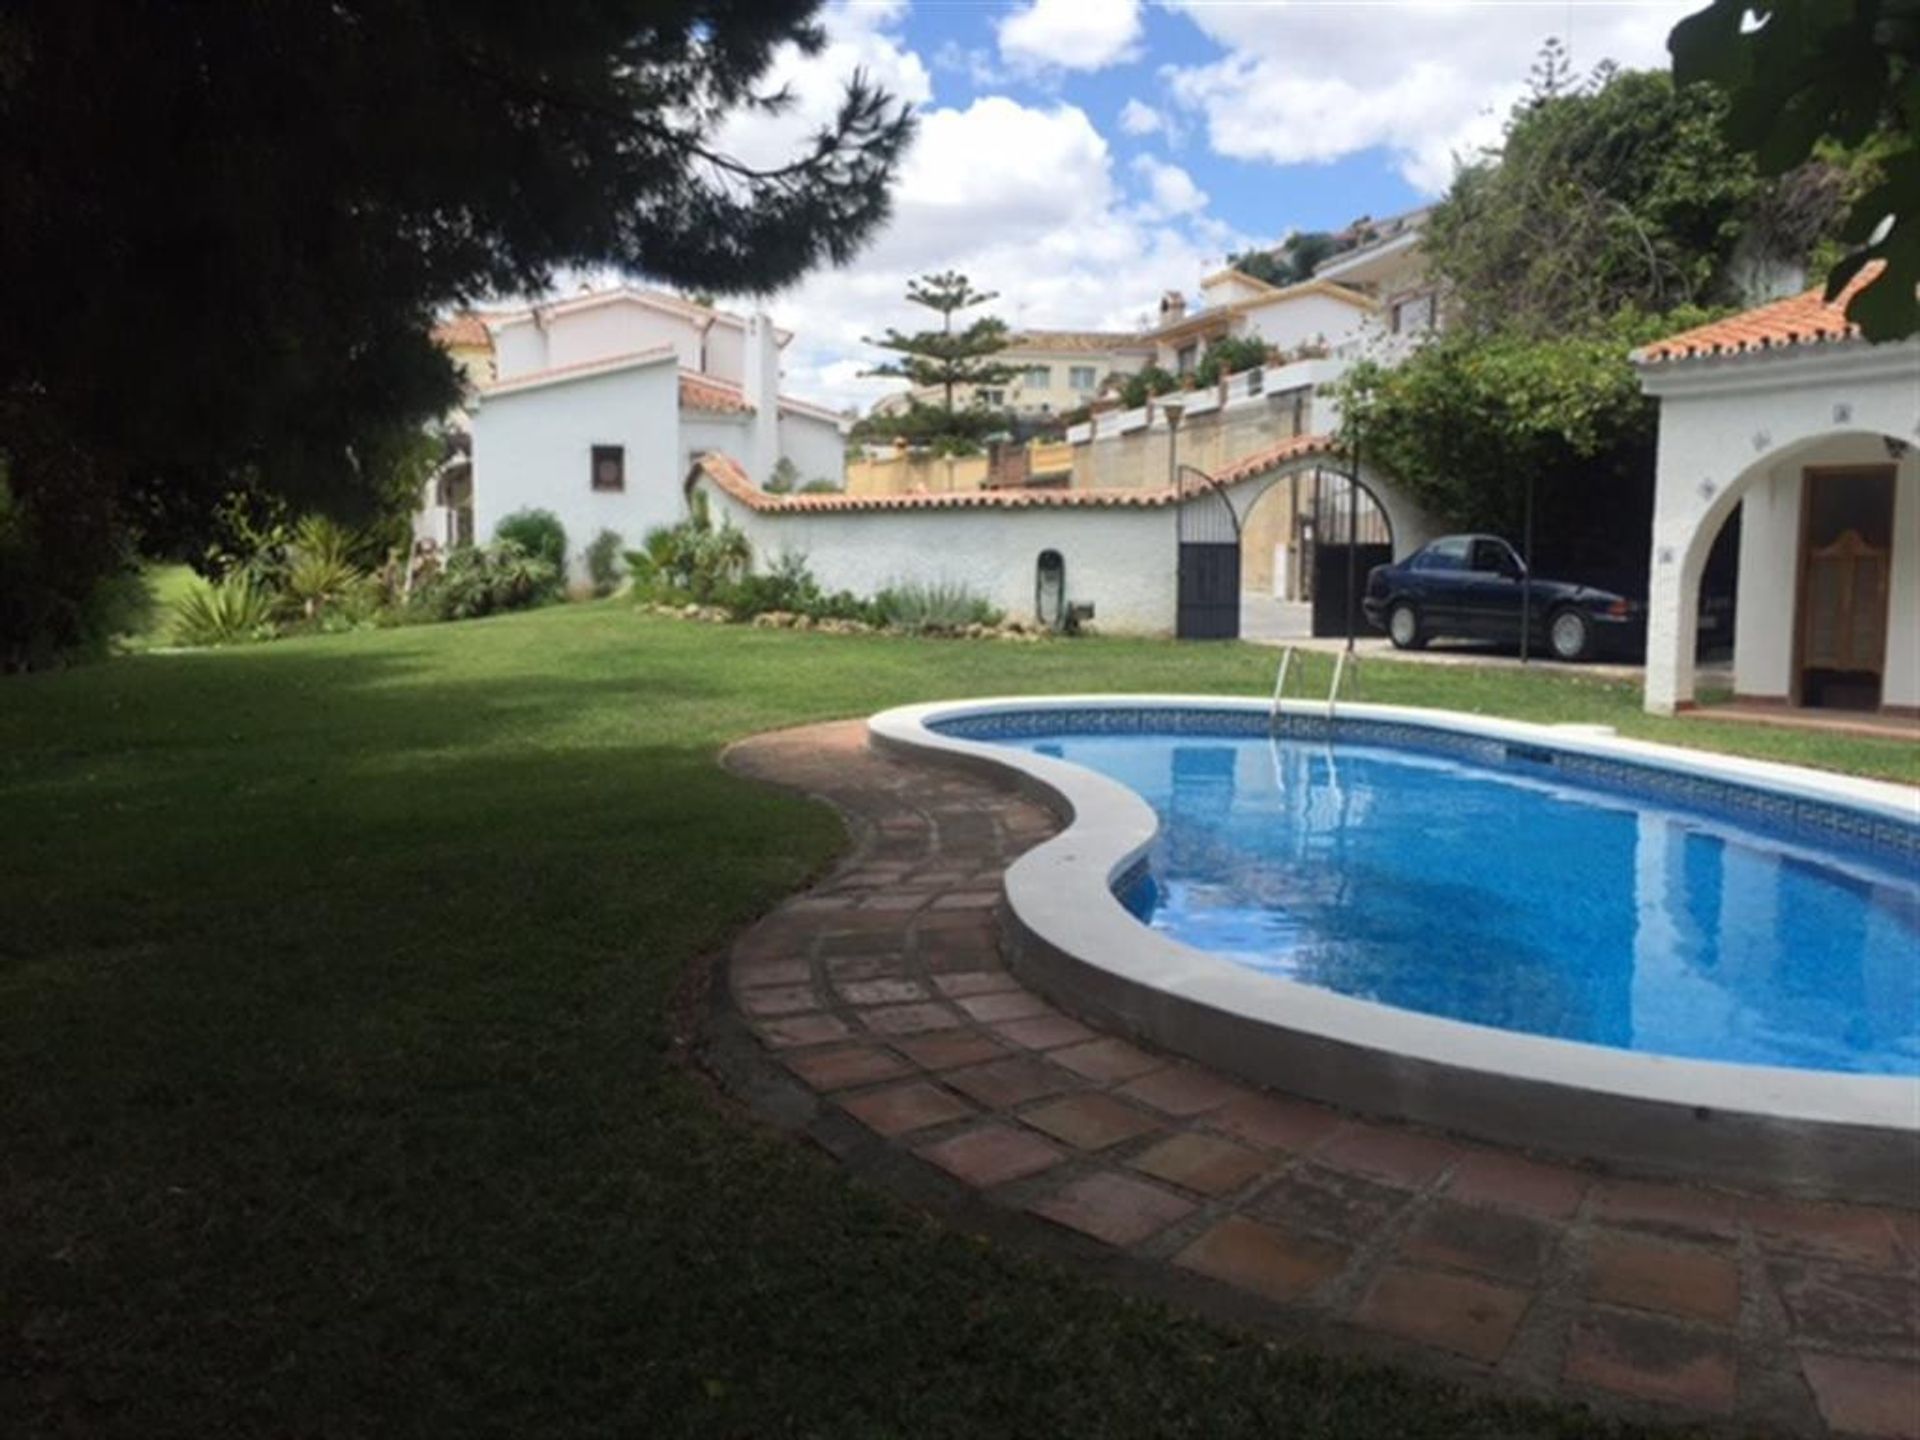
1519,471,1536,664
1346,413,1361,653
1162,396,1185,491
1164,396,1186,639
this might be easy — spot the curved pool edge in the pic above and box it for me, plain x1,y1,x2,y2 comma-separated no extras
868,694,1920,1206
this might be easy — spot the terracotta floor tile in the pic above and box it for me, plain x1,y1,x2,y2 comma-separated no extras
758,1013,853,1048
1589,1179,1738,1242
836,978,930,1006
946,1056,1077,1109
1743,1198,1905,1268
1208,1094,1343,1152
1118,1065,1251,1118
1354,1265,1530,1364
1176,1215,1350,1305
840,1081,973,1136
954,990,1056,1023
1587,1230,1739,1326
1253,1163,1416,1242
917,1123,1064,1188
1563,1309,1736,1413
1798,1351,1920,1440
893,1030,1009,1071
1030,1171,1195,1247
1444,1147,1590,1220
738,984,824,1017
1130,1133,1271,1197
1400,1199,1557,1286
733,957,812,987
992,1014,1097,1050
784,1045,912,1092
1317,1125,1460,1190
931,970,1023,998
1769,1261,1919,1345
1024,1094,1162,1151
860,1002,966,1037
1051,1037,1165,1084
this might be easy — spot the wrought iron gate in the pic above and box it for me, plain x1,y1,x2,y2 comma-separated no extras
1175,464,1242,640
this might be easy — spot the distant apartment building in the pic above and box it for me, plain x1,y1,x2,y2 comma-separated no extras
871,330,1153,421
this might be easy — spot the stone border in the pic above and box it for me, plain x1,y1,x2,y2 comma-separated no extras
867,695,1920,1205
713,721,1920,1439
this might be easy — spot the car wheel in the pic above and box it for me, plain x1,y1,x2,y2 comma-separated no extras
1548,608,1591,661
1387,602,1426,650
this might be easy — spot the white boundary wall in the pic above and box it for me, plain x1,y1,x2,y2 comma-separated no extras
695,477,1180,633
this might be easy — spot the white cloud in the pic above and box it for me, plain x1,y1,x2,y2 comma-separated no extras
1164,0,1697,194
998,0,1143,74
1132,155,1207,218
1118,98,1163,136
695,0,1245,413
761,95,1250,410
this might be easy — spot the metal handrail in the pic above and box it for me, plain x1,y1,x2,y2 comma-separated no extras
1269,645,1295,729
1327,650,1356,719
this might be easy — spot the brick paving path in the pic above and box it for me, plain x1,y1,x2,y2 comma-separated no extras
714,720,1919,1439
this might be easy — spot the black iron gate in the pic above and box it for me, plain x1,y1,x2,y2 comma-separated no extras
1310,543,1391,637
1176,464,1241,640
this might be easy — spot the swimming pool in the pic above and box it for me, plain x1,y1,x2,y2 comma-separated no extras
989,728,1918,1077
871,696,1920,1200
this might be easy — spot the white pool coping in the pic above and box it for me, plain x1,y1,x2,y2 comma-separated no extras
869,695,1920,1203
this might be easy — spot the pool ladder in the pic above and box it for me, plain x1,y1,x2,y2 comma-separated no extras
1269,645,1356,730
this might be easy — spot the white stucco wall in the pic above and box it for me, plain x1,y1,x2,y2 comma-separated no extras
1639,340,1920,713
1236,293,1371,354
777,412,847,488
696,479,1180,633
472,358,684,581
683,412,752,472
1731,463,1802,699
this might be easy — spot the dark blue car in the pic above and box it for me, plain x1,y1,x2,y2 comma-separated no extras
1361,534,1643,661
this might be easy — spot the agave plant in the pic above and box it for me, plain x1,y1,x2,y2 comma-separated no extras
172,574,277,646
280,516,365,619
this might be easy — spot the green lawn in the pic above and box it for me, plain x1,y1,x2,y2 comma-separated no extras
2,605,1910,1439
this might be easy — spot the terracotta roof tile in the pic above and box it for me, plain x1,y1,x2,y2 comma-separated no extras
431,312,495,349
690,433,1339,515
679,372,754,414
481,346,676,397
1633,266,1883,365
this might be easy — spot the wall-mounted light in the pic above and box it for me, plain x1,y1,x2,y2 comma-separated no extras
1885,436,1910,460
1833,402,1853,424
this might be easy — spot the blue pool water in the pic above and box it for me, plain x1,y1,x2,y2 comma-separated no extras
986,728,1919,1076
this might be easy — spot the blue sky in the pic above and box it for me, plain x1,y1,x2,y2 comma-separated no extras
716,1,1696,408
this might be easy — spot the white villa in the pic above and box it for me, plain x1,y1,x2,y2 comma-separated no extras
423,286,846,583
1636,274,1920,719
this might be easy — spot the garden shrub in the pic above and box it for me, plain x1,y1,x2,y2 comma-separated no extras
410,539,558,621
493,508,567,580
173,573,278,645
873,580,1002,633
720,552,876,624
585,529,625,597
626,499,750,604
764,458,799,494
281,514,365,620
798,478,844,494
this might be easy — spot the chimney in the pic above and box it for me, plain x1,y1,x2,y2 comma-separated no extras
742,312,781,486
1159,290,1186,322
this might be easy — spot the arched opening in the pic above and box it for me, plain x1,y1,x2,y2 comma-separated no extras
1035,549,1066,632
1233,464,1394,642
1654,429,1916,716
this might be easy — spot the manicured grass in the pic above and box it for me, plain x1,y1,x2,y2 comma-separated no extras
0,606,1908,1438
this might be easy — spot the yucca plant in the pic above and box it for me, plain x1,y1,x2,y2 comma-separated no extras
282,515,365,619
172,574,278,646
874,579,1003,633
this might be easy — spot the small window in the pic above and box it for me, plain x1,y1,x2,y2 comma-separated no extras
1391,292,1437,335
591,444,625,492
980,388,1005,407
1069,365,1097,391
1175,343,1198,374
1416,537,1471,572
1023,365,1050,389
1470,538,1518,574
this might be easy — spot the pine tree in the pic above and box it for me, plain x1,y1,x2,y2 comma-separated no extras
865,273,1018,417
